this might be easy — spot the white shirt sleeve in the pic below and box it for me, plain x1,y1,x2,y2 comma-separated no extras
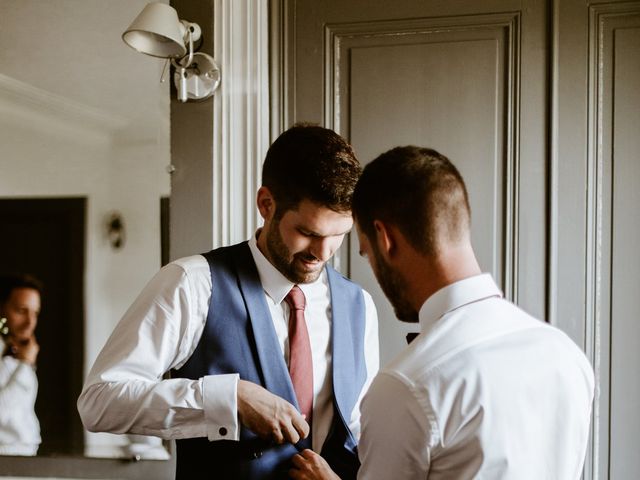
0,360,37,409
357,372,434,480
77,258,239,441
348,289,380,440
0,353,41,452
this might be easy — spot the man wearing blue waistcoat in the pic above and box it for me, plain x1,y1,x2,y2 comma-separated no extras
77,124,380,479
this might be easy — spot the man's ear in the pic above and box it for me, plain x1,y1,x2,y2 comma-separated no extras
373,219,396,261
257,186,276,220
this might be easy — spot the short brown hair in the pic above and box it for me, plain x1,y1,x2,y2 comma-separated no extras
0,273,44,305
261,123,361,214
353,146,470,256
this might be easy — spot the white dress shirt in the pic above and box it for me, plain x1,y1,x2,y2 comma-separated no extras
78,235,379,452
0,338,41,456
357,274,594,480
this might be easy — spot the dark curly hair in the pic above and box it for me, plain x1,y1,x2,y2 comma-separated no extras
261,123,361,216
0,273,43,305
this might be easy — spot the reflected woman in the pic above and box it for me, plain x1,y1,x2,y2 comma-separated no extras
0,273,42,456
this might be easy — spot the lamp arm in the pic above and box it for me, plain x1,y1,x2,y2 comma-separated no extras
184,27,195,67
179,21,201,67
171,24,195,71
169,25,194,103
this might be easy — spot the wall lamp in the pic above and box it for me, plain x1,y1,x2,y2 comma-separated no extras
122,2,220,102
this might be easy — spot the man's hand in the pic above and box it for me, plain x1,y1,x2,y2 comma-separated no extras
289,449,341,480
237,379,310,444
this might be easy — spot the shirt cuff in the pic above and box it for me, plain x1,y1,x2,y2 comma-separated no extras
202,373,239,441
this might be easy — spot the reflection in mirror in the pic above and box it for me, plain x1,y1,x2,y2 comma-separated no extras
0,0,171,460
0,273,44,456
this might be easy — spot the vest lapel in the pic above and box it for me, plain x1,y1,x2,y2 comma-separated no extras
327,266,357,444
233,244,299,409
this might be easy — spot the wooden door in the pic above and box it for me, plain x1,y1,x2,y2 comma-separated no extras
274,0,549,365
272,0,640,477
553,2,640,478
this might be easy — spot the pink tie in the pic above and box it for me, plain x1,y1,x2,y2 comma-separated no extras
284,285,313,423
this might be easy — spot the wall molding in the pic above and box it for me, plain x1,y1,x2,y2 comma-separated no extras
269,0,294,139
0,73,128,145
212,0,270,247
587,3,640,477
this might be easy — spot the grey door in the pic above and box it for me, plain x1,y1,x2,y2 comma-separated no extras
553,2,640,478
273,1,640,478
276,0,548,366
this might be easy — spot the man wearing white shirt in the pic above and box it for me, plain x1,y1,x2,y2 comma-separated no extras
291,146,594,480
0,274,42,456
77,125,379,479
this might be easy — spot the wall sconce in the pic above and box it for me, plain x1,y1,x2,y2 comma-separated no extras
122,2,221,102
106,212,126,250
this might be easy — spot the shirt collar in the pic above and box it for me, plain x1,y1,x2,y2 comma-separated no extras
418,273,503,332
248,230,326,306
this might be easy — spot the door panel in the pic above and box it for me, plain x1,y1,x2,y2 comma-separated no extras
553,2,640,477
598,8,640,479
284,0,548,365
332,16,513,362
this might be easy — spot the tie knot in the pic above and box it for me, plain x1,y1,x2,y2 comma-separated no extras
285,285,306,311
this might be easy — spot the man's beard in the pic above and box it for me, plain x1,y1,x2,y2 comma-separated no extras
265,218,326,284
371,246,419,323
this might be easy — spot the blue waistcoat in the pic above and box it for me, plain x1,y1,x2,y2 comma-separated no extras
172,242,367,480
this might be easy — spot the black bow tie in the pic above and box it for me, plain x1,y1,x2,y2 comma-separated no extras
406,332,419,344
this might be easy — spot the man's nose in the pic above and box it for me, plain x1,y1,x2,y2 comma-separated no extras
309,238,334,262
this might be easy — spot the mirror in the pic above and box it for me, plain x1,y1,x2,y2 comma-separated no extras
0,0,171,461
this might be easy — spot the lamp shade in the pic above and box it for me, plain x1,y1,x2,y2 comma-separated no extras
122,2,186,58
